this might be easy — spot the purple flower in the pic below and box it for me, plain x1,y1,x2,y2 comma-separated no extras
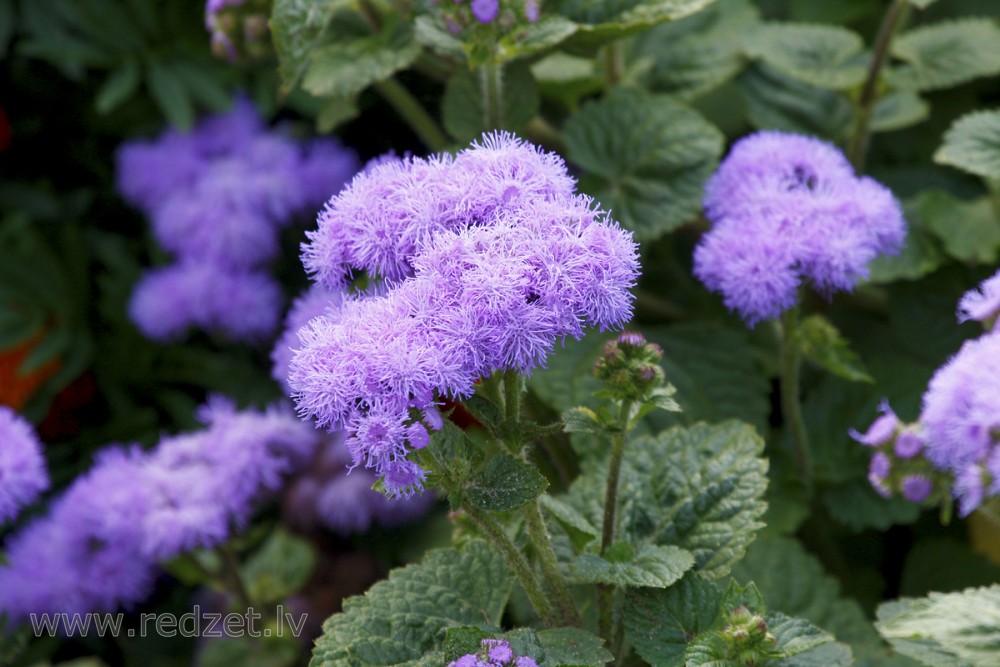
850,401,900,447
868,452,892,498
298,138,362,212
901,475,933,503
470,0,499,22
116,132,209,214
958,270,1000,326
485,639,514,663
129,261,283,342
694,131,905,325
0,406,49,522
920,334,1000,473
271,285,349,395
894,430,924,459
954,464,985,517
449,638,537,667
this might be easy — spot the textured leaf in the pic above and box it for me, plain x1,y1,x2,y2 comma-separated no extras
745,23,868,90
738,63,853,141
624,573,723,667
540,494,600,552
242,528,316,606
310,541,513,667
772,641,854,667
934,110,1000,180
631,0,760,101
870,91,930,133
559,0,717,50
797,315,873,383
564,88,723,240
496,16,579,63
95,61,141,114
913,190,1000,265
413,15,466,60
442,62,540,143
888,19,1000,91
570,545,694,588
534,627,613,666
876,586,1000,667
271,0,346,93
303,18,420,98
822,480,921,531
465,454,548,512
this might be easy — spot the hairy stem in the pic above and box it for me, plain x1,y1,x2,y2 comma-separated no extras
480,60,504,131
603,41,624,88
598,400,633,641
465,503,558,626
847,0,910,172
523,500,581,627
374,78,450,152
778,309,812,490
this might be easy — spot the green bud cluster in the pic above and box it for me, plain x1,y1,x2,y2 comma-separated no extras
719,605,777,664
592,331,666,403
208,0,272,63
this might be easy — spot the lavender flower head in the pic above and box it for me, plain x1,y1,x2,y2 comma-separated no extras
271,284,349,395
693,131,906,325
449,639,539,667
0,406,49,522
291,132,639,497
958,269,1000,327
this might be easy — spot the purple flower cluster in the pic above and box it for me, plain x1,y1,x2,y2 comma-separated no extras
958,269,1000,328
449,638,538,667
0,406,49,522
694,131,906,325
290,133,640,497
851,402,937,504
283,430,435,536
205,0,270,62
118,98,358,343
0,397,319,620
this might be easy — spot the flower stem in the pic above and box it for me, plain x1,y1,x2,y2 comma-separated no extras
847,0,910,172
598,400,632,641
480,59,504,130
523,499,581,627
603,41,624,89
219,543,254,610
374,78,450,152
464,503,558,626
778,309,812,491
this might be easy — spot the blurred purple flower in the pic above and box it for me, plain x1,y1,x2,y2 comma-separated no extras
0,406,49,522
958,270,1000,325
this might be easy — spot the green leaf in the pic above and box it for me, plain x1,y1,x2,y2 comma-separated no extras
562,406,605,434
822,480,921,531
465,453,548,512
271,0,346,93
888,19,1000,91
876,586,1000,667
241,528,317,606
303,18,420,98
744,23,868,90
559,0,717,51
146,60,194,130
200,637,300,667
624,573,723,667
496,16,579,63
570,545,695,588
413,15,466,61
866,213,944,284
738,63,853,140
539,494,600,552
870,91,930,133
797,315,873,383
535,627,613,667
310,541,513,667
683,613,836,665
912,190,1000,264
316,94,360,132
934,110,1000,180
772,641,854,667
625,421,768,579
95,60,141,114
631,0,760,101
564,87,723,241
442,62,540,143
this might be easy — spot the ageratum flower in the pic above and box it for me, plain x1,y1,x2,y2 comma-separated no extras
290,133,639,497
958,269,1000,327
449,639,539,667
0,406,49,522
694,131,906,325
271,285,348,395
0,398,318,620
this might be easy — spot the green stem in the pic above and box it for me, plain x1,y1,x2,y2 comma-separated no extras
524,116,567,154
523,499,581,627
847,0,910,172
778,309,812,490
603,41,624,89
374,78,450,152
480,59,504,130
219,543,254,610
464,503,558,627
598,400,632,641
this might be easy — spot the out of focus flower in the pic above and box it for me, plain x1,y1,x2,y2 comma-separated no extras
0,406,49,522
205,0,271,62
693,131,906,326
958,269,1000,328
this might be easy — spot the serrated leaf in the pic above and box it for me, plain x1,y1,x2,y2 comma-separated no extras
465,454,548,511
241,528,316,606
442,62,539,143
495,16,578,63
797,315,873,383
772,641,854,667
271,0,346,93
559,0,717,51
912,190,1000,264
738,62,853,140
564,87,723,241
888,19,1000,91
631,0,760,101
934,110,1000,180
570,545,694,588
624,573,723,667
539,494,600,552
562,406,604,435
744,23,868,90
870,91,930,133
146,60,194,129
535,627,613,667
876,586,1000,667
310,541,513,667
95,61,140,114
303,18,420,98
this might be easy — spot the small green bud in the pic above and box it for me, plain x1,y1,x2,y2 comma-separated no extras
593,331,668,403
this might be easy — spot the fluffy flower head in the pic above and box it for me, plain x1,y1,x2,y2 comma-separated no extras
0,406,49,522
